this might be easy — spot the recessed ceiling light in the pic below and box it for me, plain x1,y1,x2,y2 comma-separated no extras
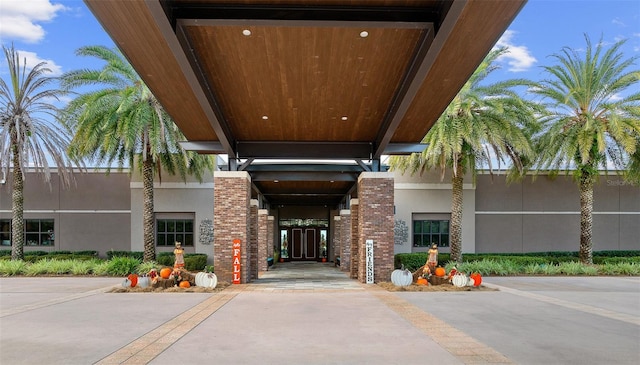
360,31,368,38
341,116,348,121
262,115,268,120
242,29,251,36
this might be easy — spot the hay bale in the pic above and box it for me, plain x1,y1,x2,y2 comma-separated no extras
412,264,428,282
428,275,450,286
152,278,176,289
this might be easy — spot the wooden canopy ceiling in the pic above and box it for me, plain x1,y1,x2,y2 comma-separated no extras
84,0,526,207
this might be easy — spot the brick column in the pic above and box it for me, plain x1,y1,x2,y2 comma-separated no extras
249,200,259,281
258,209,268,273
332,216,341,265
357,172,394,283
213,171,251,284
267,216,274,261
350,199,359,279
339,209,351,272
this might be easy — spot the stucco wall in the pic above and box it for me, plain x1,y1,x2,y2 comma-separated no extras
130,182,214,256
475,174,639,253
0,170,131,256
392,171,476,254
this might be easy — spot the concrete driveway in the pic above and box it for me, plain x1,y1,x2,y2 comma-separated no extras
0,267,638,365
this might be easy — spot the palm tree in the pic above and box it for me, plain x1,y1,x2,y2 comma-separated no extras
0,44,79,260
60,45,214,262
531,35,640,264
390,48,541,263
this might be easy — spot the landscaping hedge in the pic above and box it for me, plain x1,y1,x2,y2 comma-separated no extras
157,253,207,271
395,251,640,271
107,250,144,260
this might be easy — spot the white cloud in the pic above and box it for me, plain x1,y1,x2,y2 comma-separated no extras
12,49,63,76
494,30,537,72
608,93,623,102
0,0,67,43
612,18,626,27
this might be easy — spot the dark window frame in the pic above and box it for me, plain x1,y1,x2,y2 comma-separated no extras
412,219,450,248
0,219,55,246
155,218,194,247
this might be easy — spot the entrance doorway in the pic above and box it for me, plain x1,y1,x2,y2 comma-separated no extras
279,219,328,262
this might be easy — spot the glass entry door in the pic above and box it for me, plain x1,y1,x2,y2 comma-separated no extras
282,227,321,261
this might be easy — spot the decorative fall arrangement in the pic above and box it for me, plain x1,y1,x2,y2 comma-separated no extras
122,267,218,290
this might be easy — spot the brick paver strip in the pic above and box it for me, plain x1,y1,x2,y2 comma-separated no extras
367,285,514,364
95,287,244,365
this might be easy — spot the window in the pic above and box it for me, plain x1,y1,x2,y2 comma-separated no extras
280,229,289,259
413,219,449,247
279,218,329,227
0,219,55,246
1,220,10,246
156,218,194,247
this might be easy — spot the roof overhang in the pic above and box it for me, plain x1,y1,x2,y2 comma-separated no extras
84,0,526,207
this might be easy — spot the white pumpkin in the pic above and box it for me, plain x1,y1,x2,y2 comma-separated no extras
195,272,218,288
137,276,150,288
452,273,469,287
467,276,475,286
390,269,412,287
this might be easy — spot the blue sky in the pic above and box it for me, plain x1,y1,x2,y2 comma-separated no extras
0,0,639,102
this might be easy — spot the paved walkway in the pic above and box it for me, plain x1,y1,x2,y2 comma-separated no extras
0,264,638,364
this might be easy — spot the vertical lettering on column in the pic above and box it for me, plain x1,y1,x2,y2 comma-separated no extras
232,239,241,284
366,239,374,284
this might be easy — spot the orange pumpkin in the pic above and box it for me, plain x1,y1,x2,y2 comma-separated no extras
435,267,446,277
179,280,191,288
470,272,482,287
416,277,428,286
127,274,138,287
160,267,172,279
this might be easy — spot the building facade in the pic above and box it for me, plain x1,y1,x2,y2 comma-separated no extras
1,168,638,267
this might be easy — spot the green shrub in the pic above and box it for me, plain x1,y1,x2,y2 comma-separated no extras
24,259,56,276
157,252,174,267
593,250,640,257
0,260,27,276
92,260,111,276
394,253,427,271
136,261,160,275
154,253,207,271
70,260,100,275
104,257,141,276
0,250,11,257
24,250,49,256
24,255,48,263
594,256,640,265
68,255,100,261
47,251,72,256
599,262,640,275
72,251,99,257
557,262,599,275
184,254,207,271
456,259,521,276
46,254,74,260
107,250,144,260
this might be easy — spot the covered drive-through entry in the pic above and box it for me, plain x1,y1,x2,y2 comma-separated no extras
85,0,526,284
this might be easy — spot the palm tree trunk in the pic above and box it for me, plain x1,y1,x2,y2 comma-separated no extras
142,157,155,262
11,135,24,261
579,174,594,264
450,162,464,263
